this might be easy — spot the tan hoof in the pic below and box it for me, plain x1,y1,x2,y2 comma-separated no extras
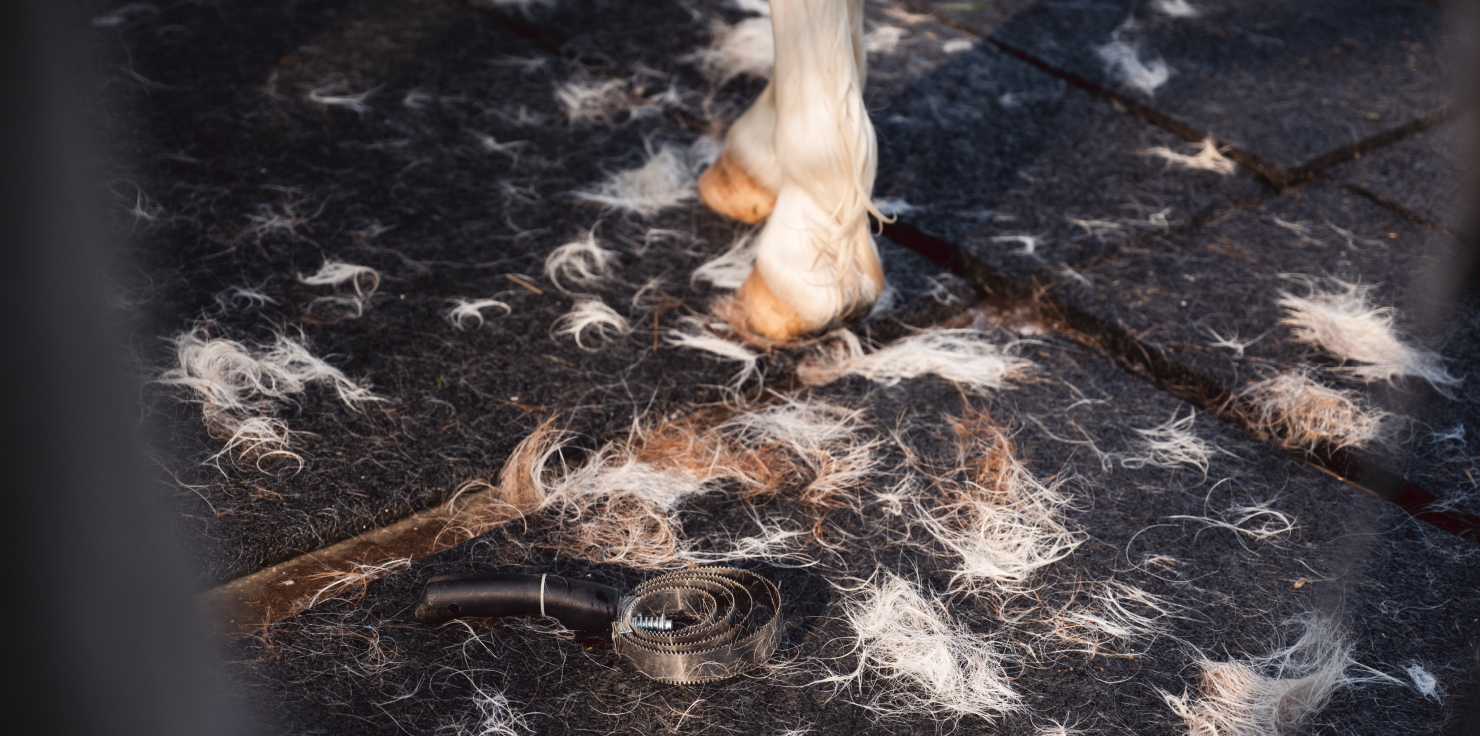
718,269,811,346
698,148,778,225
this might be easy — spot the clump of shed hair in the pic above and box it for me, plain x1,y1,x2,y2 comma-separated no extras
1161,614,1398,736
552,299,632,350
1121,409,1214,474
439,682,534,736
691,232,758,291
543,231,619,293
915,411,1081,594
573,143,699,217
305,558,413,608
554,78,632,123
444,418,569,543
1236,371,1387,453
446,416,727,569
538,453,710,569
1277,279,1458,390
719,396,864,452
1095,22,1170,96
717,397,881,507
1406,664,1441,701
687,15,775,85
306,84,378,115
1142,137,1236,175
1151,0,1201,17
209,416,302,473
534,402,857,567
665,316,762,389
448,298,512,329
681,515,814,566
446,398,878,568
798,329,1033,394
552,70,684,125
298,260,381,319
819,570,1023,720
1050,582,1178,656
864,26,907,55
157,328,381,470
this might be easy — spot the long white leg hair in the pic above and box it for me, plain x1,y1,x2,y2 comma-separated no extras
702,0,884,343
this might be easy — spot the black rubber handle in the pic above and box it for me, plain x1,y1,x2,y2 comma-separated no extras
414,573,621,632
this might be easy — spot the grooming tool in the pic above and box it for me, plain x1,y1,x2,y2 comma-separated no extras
415,567,783,683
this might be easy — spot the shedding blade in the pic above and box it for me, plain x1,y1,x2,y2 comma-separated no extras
613,567,783,683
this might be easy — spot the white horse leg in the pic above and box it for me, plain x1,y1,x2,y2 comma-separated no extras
720,0,883,342
697,0,867,226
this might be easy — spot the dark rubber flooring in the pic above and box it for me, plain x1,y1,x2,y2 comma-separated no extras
85,0,1479,732
226,336,1480,735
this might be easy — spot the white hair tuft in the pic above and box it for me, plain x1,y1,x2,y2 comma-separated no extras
552,299,632,350
1277,278,1458,390
798,329,1033,393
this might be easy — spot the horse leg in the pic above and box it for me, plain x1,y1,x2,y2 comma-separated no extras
718,0,883,343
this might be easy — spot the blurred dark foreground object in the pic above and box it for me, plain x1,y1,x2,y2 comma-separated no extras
0,3,253,734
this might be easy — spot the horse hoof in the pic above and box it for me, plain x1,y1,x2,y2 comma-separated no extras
698,148,778,225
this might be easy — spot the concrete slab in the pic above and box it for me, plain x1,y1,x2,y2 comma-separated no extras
923,0,1458,171
221,332,1480,735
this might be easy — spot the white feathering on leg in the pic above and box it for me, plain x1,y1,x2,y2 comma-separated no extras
721,83,784,194
751,0,884,333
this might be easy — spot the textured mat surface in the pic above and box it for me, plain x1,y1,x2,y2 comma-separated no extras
925,0,1457,170
225,335,1480,735
82,0,1479,731
98,0,976,585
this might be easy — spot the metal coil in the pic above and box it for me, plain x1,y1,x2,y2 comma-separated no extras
612,567,784,684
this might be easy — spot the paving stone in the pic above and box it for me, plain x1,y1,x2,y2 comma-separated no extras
221,332,1480,735
1330,116,1475,234
863,0,988,101
1047,180,1479,511
871,42,1267,280
1051,182,1458,386
925,0,1457,170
